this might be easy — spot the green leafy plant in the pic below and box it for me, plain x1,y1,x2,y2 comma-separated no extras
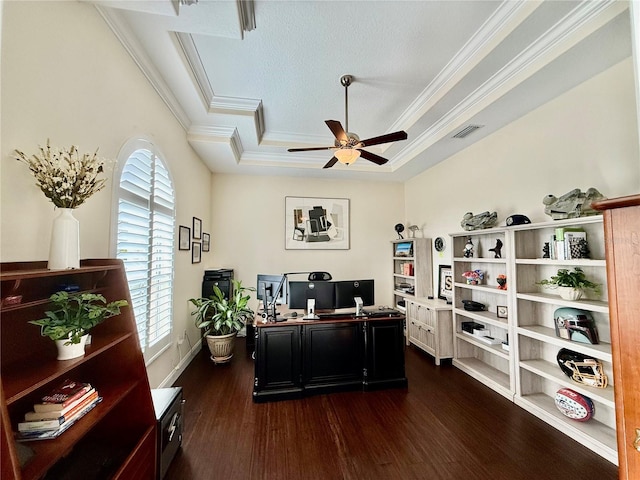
536,267,601,295
29,292,128,345
190,280,255,336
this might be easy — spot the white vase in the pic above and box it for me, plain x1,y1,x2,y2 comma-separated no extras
55,334,88,360
49,208,80,270
558,286,583,301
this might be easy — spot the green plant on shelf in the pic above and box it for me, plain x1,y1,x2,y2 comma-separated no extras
536,267,601,296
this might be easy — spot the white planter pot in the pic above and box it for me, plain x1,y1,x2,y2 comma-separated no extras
49,208,80,270
55,334,88,360
205,332,237,364
558,286,583,301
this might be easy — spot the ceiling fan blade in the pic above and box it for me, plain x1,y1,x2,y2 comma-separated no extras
358,149,389,165
325,120,349,143
359,130,408,148
287,146,335,152
323,157,339,169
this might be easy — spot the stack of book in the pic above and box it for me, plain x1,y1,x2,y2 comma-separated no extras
16,378,101,441
549,227,588,260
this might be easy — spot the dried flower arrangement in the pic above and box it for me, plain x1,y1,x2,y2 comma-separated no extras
14,139,107,208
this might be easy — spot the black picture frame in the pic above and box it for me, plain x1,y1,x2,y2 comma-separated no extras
497,305,508,318
202,233,210,252
178,225,190,251
192,242,201,263
438,265,453,301
192,217,202,239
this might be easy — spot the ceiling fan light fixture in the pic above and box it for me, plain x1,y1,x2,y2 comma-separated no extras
335,148,360,165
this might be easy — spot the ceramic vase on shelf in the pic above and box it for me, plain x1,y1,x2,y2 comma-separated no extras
49,208,80,270
55,334,88,360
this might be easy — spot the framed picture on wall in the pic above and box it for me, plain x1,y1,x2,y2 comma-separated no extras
178,225,190,251
438,265,453,301
192,217,202,239
192,242,201,263
284,196,350,250
202,233,210,252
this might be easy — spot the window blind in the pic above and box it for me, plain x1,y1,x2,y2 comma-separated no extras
116,148,175,361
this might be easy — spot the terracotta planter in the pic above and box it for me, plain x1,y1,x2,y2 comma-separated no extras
206,331,237,364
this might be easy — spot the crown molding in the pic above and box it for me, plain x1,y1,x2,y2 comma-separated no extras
187,125,243,163
392,0,627,169
389,0,541,135
95,5,191,131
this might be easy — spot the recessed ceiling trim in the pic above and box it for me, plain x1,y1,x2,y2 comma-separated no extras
389,0,541,135
187,125,243,163
175,32,213,109
391,0,628,170
237,0,256,36
95,5,191,131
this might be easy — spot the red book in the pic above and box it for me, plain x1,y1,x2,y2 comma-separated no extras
34,380,93,413
27,389,98,419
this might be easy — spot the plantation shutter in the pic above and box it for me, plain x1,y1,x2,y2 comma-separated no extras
116,148,175,362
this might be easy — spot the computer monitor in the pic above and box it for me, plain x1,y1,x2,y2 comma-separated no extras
256,274,288,305
334,280,375,309
288,281,335,311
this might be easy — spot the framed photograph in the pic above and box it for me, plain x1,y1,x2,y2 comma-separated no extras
438,265,453,301
497,305,508,318
192,217,202,239
178,225,190,251
192,242,201,263
202,233,210,252
285,197,350,250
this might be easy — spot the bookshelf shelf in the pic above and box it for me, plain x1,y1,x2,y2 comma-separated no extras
1,259,156,480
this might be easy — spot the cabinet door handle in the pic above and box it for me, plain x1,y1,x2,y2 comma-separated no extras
633,428,640,452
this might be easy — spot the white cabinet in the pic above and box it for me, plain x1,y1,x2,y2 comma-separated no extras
391,238,432,312
450,216,616,464
511,216,616,464
406,298,453,365
450,228,513,399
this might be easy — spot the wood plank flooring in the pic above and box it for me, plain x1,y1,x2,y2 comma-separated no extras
166,339,618,480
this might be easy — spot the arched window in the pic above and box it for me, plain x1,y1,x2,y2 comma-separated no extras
114,141,175,362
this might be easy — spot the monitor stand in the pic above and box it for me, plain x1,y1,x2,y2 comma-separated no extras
354,296,365,316
303,298,319,320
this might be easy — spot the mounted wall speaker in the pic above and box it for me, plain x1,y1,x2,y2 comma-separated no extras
308,272,332,281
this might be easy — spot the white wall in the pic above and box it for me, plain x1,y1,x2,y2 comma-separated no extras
405,57,640,288
0,1,211,387
207,174,404,311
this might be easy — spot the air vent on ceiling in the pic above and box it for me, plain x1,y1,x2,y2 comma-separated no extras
452,124,484,139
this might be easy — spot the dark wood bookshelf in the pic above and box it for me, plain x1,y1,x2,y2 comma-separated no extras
0,259,156,480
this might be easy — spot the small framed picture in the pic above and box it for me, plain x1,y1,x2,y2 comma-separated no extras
438,265,453,301
497,305,508,318
178,225,190,251
192,242,202,263
202,233,210,252
192,217,202,239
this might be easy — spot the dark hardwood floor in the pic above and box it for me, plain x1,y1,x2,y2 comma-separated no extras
166,339,618,480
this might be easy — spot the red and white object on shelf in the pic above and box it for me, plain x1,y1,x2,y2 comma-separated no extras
554,388,594,421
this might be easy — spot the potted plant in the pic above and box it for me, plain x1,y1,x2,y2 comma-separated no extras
536,267,601,300
190,280,255,364
29,291,128,360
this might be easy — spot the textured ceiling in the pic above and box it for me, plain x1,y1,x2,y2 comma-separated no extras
93,0,631,182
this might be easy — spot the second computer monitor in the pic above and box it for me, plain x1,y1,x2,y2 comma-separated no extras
288,281,335,310
334,280,375,309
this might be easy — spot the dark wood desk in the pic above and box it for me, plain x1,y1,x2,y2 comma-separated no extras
252,309,407,402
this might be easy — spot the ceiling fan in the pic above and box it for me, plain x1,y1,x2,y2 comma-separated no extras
287,75,408,169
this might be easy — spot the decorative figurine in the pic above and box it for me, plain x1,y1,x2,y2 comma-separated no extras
463,237,474,258
394,223,405,239
497,274,507,290
489,239,503,258
542,242,550,258
542,188,605,220
461,211,498,231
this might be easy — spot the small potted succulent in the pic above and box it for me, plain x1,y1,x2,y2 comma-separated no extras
536,267,601,300
30,291,128,360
